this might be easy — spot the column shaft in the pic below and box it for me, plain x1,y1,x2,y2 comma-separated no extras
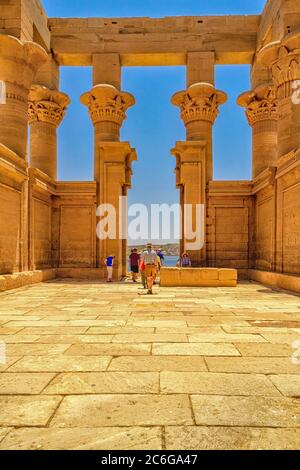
28,85,70,180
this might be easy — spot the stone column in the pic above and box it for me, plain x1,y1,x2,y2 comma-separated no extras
172,82,226,266
0,34,48,160
237,83,278,178
81,84,136,278
28,85,70,180
257,31,300,159
172,82,227,181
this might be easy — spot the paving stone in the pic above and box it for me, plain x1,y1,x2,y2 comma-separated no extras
20,327,89,335
165,426,300,450
261,333,300,344
160,372,280,396
269,375,300,397
51,394,193,427
6,344,70,356
0,373,55,394
112,334,187,343
0,396,62,426
108,356,207,372
191,395,300,427
8,356,112,372
43,372,159,394
64,344,151,356
3,335,41,343
0,428,12,444
152,343,240,356
235,343,293,357
188,333,266,343
35,335,113,344
0,357,22,372
205,357,300,374
0,426,162,450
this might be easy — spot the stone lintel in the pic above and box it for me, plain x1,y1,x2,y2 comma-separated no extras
48,15,259,66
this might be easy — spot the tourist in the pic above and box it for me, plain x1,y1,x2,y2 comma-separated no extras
141,243,158,295
104,254,115,282
157,249,165,266
129,248,140,283
139,257,147,289
177,252,192,268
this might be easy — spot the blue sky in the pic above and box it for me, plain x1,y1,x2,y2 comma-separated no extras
42,0,266,213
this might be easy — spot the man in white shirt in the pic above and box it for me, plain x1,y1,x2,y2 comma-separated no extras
141,243,158,295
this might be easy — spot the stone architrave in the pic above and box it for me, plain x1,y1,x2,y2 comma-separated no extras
28,85,70,180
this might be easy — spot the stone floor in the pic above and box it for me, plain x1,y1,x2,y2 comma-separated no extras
0,279,300,450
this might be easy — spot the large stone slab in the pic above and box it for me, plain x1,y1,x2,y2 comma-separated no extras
160,268,237,287
108,356,207,372
43,372,159,394
165,426,300,450
51,394,193,427
112,334,187,343
8,356,112,372
269,375,300,397
152,343,240,356
0,427,162,450
191,395,300,427
206,357,300,374
236,343,293,357
188,333,266,343
0,396,62,426
64,344,151,356
0,373,55,394
160,372,280,396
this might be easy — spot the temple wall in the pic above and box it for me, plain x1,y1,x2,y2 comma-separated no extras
0,0,50,48
53,183,97,269
276,162,300,275
207,182,254,275
0,0,299,291
0,183,22,274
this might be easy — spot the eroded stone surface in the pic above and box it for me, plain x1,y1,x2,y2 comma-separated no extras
165,426,300,450
191,395,300,427
0,427,162,450
1,280,300,450
50,394,193,427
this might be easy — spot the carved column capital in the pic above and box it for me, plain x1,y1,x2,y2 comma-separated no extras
171,82,227,125
28,85,70,127
81,84,135,127
257,31,300,99
237,83,278,126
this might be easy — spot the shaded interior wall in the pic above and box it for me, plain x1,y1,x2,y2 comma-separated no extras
254,186,275,272
276,164,300,275
52,183,97,268
207,182,254,275
0,181,22,274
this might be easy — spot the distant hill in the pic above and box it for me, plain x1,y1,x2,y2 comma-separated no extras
128,243,179,256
